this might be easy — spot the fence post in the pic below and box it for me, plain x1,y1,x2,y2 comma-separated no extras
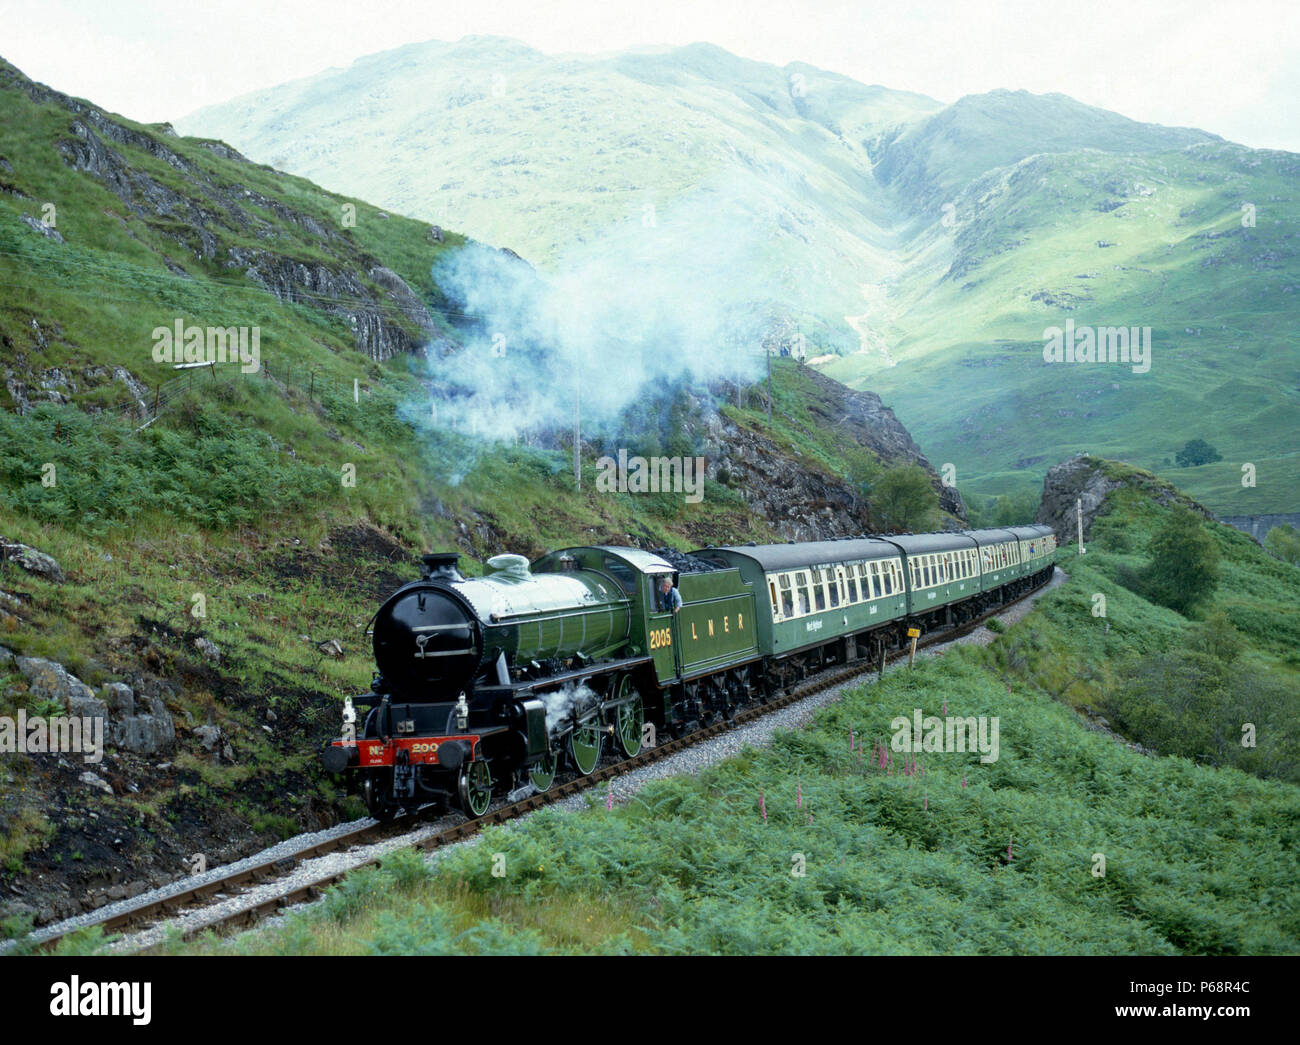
154,385,160,417
309,371,315,401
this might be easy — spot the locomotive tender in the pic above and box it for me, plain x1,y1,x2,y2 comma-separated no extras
322,525,1057,818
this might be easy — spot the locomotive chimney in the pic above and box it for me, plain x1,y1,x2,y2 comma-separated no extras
420,552,465,582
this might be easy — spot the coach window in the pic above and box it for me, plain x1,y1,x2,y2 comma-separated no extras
769,579,780,618
828,568,841,608
778,574,795,618
814,569,827,611
795,572,812,615
946,556,954,582
845,566,858,603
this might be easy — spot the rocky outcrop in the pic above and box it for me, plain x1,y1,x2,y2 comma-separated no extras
103,681,176,755
792,366,965,520
693,367,965,539
15,657,105,724
8,656,176,755
1036,453,1213,541
0,57,436,363
0,538,65,582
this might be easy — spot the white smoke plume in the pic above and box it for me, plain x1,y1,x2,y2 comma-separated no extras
411,173,815,458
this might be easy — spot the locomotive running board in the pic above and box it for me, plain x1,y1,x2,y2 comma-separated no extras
481,655,654,696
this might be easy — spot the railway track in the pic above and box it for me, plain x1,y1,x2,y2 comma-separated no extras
30,572,1054,952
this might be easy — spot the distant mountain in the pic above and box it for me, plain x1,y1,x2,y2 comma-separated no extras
179,37,1300,514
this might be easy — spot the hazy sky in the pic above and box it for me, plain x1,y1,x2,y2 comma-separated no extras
2,0,1297,151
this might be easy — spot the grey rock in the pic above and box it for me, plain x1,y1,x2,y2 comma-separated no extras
0,539,66,582
0,645,14,669
101,680,175,754
116,712,175,755
317,638,344,658
192,724,222,750
16,657,106,725
18,214,65,243
194,636,221,663
79,771,113,794
102,682,134,716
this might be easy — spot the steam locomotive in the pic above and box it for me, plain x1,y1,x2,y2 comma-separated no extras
322,526,1056,819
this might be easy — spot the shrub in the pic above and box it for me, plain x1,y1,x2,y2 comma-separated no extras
1139,508,1220,615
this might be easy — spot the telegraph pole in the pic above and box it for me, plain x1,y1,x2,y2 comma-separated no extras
1077,498,1085,555
766,348,773,422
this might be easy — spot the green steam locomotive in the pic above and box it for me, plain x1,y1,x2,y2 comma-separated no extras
322,526,1056,819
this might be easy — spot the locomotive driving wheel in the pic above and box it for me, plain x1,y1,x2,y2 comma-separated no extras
529,750,557,792
614,676,644,757
458,759,493,818
569,720,603,775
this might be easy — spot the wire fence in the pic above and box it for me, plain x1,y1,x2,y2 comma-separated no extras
15,358,376,431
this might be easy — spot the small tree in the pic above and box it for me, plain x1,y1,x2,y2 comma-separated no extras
1141,507,1221,615
1174,438,1222,467
872,465,939,532
1263,523,1300,566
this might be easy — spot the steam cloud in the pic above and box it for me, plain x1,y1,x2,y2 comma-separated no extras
540,682,599,737
411,175,809,465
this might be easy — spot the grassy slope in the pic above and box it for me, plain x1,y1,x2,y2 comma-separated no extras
136,469,1300,956
181,42,1297,515
0,66,934,899
824,144,1300,513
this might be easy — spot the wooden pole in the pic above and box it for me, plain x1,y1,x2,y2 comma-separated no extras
766,349,773,422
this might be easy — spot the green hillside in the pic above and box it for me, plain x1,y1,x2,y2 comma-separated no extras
180,38,1299,514
825,143,1300,514
0,55,956,928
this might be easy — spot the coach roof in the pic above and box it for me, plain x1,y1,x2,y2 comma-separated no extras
698,538,900,572
879,532,979,556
